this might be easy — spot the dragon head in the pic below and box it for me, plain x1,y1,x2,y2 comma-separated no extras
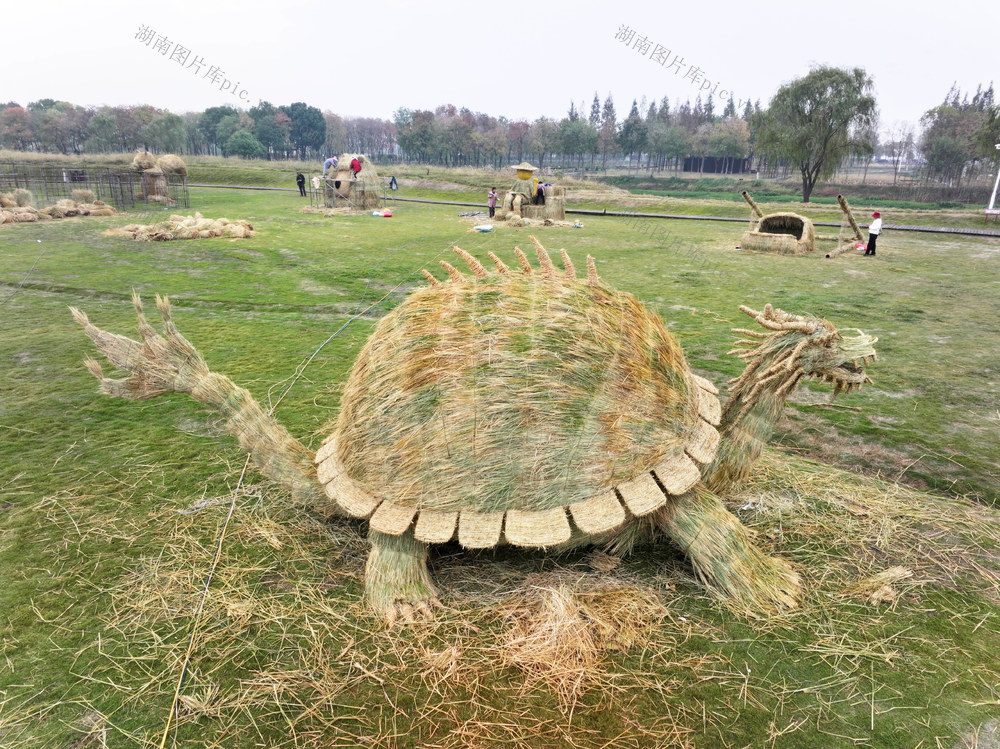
729,304,877,399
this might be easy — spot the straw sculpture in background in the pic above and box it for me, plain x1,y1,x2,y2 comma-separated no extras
71,238,877,625
323,153,381,210
739,192,817,254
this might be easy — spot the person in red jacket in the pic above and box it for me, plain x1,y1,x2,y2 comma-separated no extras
350,157,361,178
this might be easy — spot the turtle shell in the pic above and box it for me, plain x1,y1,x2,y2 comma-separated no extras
315,242,721,548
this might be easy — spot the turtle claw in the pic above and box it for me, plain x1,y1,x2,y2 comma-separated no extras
384,596,443,627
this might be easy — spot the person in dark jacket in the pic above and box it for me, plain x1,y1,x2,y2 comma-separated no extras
295,172,306,196
534,182,545,205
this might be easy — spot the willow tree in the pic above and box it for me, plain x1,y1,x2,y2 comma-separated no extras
755,66,877,202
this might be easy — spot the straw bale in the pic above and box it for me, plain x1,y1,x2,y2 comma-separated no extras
12,188,33,207
457,511,504,548
11,208,37,222
0,193,15,208
504,508,572,548
155,153,188,176
685,420,721,464
414,510,458,543
369,502,418,535
130,151,157,171
568,490,626,534
71,189,95,203
692,373,718,394
0,210,12,223
616,472,667,516
652,453,702,495
697,384,722,425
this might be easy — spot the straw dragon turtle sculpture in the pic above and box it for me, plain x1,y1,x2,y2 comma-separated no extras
72,238,877,624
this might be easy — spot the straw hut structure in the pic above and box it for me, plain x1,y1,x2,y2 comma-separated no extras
739,192,816,254
323,154,381,211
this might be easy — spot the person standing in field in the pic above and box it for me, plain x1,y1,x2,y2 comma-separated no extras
865,212,882,256
487,187,498,218
296,172,306,196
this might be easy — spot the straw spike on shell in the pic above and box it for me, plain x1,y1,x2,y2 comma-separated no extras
488,251,510,274
453,246,489,278
439,261,465,283
514,247,532,274
530,235,557,277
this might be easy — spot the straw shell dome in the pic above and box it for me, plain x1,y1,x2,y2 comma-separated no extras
316,239,720,549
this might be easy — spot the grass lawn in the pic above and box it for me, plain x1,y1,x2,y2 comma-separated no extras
1,184,999,747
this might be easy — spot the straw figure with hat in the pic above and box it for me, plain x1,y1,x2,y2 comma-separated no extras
72,238,877,625
501,161,539,218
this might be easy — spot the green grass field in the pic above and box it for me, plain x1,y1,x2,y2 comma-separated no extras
2,180,1000,747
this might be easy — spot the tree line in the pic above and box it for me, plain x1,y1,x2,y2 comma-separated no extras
1,71,996,202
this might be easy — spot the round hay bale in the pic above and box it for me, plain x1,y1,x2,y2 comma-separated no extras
0,210,13,223
12,210,38,223
71,189,95,203
131,151,157,171
155,154,188,177
0,193,15,208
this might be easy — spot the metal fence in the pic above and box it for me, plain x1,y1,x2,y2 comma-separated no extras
0,162,189,210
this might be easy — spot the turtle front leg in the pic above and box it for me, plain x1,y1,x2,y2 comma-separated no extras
365,528,442,625
654,485,801,612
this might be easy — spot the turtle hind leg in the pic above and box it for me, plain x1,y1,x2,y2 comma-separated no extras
654,485,801,612
365,528,443,626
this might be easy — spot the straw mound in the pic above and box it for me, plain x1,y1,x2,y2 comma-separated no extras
71,189,95,203
156,154,188,177
501,579,670,707
103,212,255,241
501,216,574,228
130,151,157,171
1,199,116,224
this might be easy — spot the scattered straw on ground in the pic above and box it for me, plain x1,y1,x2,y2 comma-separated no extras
300,205,354,216
103,212,255,241
6,442,1000,746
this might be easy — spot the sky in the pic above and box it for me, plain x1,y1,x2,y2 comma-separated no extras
4,0,996,135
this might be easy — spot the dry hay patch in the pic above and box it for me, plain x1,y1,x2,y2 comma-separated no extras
732,451,1000,604
103,212,255,241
